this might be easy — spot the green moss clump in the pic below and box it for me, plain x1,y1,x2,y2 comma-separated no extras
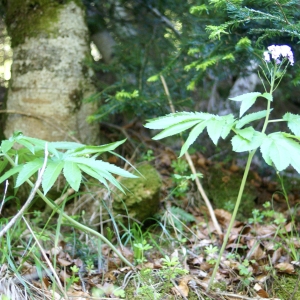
5,0,83,47
272,274,300,299
113,164,162,222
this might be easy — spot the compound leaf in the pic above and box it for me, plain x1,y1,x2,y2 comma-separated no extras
229,92,261,117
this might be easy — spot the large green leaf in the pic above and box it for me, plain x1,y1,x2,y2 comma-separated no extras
283,112,300,136
63,161,82,191
260,132,300,173
229,92,261,117
152,119,201,140
42,160,64,195
236,110,269,129
16,159,44,187
231,130,265,152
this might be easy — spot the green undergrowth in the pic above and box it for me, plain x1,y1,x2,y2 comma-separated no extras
273,273,300,299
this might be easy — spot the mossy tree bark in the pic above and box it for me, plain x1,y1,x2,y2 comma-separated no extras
3,0,99,144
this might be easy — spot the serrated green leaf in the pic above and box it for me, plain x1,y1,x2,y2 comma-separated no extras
179,122,207,157
260,137,273,166
17,136,59,157
16,139,36,154
93,161,137,178
77,163,109,190
145,112,211,130
63,161,82,191
260,132,300,173
229,92,261,117
42,160,64,195
235,127,255,141
261,93,273,101
153,119,201,140
0,165,23,184
236,110,270,129
283,112,300,136
231,131,265,152
1,140,14,153
69,139,126,156
220,114,235,139
206,118,225,145
15,159,44,187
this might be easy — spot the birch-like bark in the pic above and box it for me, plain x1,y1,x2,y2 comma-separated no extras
4,1,99,144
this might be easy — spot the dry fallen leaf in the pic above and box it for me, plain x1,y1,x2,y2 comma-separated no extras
275,262,295,274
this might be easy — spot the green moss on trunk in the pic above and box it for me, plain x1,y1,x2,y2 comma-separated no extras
5,0,83,47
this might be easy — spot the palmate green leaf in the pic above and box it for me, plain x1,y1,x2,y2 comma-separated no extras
68,139,126,157
152,119,201,140
42,160,64,195
144,112,211,130
236,110,270,129
63,161,82,191
229,92,261,117
77,163,109,190
231,130,265,152
67,157,128,192
283,112,300,136
0,164,23,184
15,158,44,187
260,132,300,173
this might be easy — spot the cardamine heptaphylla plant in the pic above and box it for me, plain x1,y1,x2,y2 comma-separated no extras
145,45,298,290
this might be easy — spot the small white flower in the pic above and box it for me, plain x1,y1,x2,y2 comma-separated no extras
263,51,270,62
264,45,294,65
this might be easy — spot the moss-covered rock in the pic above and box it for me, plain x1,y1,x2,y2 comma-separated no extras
113,164,162,222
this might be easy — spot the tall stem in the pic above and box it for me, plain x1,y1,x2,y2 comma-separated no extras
207,149,256,290
208,73,274,290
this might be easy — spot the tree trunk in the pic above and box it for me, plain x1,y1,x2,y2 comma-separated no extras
4,0,99,144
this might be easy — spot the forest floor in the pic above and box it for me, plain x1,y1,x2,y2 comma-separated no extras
1,128,300,300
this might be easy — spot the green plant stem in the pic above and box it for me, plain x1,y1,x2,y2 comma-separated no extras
207,149,256,291
3,153,134,268
207,87,273,290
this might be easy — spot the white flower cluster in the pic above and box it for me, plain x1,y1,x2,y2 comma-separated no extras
264,45,294,66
